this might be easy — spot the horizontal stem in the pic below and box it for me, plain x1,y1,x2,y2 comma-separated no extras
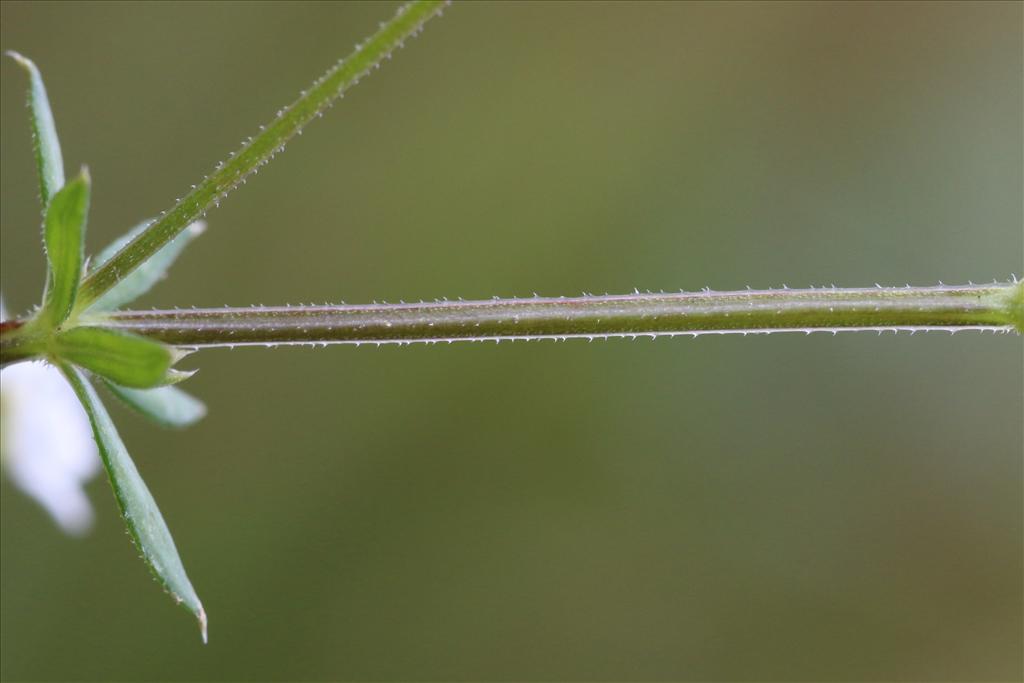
91,283,1020,349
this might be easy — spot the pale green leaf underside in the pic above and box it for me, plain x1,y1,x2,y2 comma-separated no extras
60,365,206,642
6,51,65,206
41,171,89,326
86,220,205,313
103,380,207,429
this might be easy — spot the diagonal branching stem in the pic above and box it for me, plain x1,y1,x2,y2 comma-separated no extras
87,283,1022,349
75,0,448,311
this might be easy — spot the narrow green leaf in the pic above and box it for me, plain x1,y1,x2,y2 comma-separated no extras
55,326,174,389
41,170,90,327
85,220,205,313
6,51,65,206
103,380,207,429
76,0,448,310
60,364,206,642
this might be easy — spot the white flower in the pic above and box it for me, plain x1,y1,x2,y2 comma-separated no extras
1,302,101,536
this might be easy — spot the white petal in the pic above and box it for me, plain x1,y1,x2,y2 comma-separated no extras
1,360,102,535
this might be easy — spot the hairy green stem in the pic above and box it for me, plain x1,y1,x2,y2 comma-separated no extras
3,283,1019,363
88,283,1023,349
75,0,447,311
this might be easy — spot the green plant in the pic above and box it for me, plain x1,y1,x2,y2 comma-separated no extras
1,0,1021,643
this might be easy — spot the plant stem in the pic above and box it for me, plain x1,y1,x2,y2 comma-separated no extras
74,0,448,311
3,283,1019,364
87,283,1021,349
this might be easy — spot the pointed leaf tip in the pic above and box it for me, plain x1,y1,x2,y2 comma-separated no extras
164,367,199,384
199,607,208,644
7,50,65,206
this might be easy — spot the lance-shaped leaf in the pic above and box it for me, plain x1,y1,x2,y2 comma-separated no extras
85,220,206,313
59,364,206,642
6,51,65,206
41,170,90,327
102,380,207,429
55,326,176,389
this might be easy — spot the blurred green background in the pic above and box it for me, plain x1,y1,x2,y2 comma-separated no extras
1,1,1021,680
